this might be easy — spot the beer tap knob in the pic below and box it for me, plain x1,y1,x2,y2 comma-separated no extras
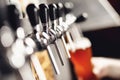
7,5,20,32
48,4,58,40
63,2,88,24
26,4,39,31
7,5,25,40
39,4,49,33
49,4,57,21
55,3,71,58
64,2,74,15
75,12,88,23
0,0,7,27
38,4,50,43
56,2,64,24
49,4,57,30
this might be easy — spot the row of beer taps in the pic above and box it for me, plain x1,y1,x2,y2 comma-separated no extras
0,2,88,80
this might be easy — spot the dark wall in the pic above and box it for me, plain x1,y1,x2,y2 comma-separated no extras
83,27,120,58
108,0,120,15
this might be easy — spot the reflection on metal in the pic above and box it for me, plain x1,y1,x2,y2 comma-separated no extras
47,45,60,75
98,0,120,25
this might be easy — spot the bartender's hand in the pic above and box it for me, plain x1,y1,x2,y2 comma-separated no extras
91,57,120,79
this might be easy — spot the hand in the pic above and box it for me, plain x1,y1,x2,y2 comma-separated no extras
91,57,120,79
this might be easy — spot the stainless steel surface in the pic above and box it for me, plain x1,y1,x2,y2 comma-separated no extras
31,54,47,80
48,43,73,80
47,45,60,75
52,40,74,80
61,35,71,58
18,61,35,80
55,39,66,65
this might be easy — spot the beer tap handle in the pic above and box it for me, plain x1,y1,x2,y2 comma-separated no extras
26,4,39,29
49,4,57,30
7,5,26,39
7,5,20,31
49,4,57,21
75,12,88,23
56,3,64,25
64,2,74,15
39,4,49,33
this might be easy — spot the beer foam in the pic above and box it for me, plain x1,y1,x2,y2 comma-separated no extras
67,37,91,52
74,37,91,50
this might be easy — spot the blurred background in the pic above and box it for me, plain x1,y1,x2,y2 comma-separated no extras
0,0,120,80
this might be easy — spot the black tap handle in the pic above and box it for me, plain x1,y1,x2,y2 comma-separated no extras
7,5,20,31
26,4,39,27
39,4,49,24
0,0,7,28
56,3,64,18
64,2,74,14
48,4,57,21
75,13,88,23
39,4,49,33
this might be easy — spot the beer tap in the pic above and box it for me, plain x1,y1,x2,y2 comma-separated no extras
48,4,75,80
7,5,26,68
49,3,66,65
39,4,60,75
56,2,87,52
26,4,43,50
26,4,39,32
7,5,36,80
56,3,71,58
26,4,47,80
0,0,15,77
